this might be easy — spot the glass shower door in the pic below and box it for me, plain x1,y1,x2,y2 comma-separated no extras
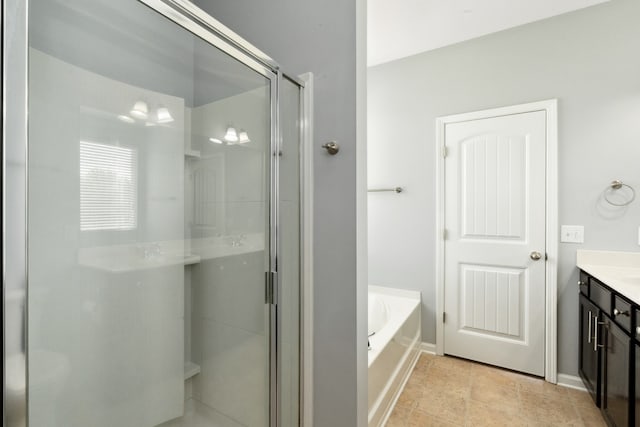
27,0,275,426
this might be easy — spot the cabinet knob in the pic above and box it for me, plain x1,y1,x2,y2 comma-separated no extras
636,326,640,336
613,308,630,317
577,280,586,286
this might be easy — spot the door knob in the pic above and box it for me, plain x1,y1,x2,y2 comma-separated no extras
530,251,542,261
321,141,340,155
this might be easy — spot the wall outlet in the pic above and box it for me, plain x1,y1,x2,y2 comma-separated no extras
561,225,584,243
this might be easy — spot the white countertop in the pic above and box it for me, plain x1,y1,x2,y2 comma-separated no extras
78,234,265,273
577,250,640,305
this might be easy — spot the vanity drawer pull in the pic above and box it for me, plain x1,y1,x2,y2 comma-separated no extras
613,295,632,332
613,308,629,317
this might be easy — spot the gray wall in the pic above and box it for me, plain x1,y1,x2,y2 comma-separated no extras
192,1,360,425
368,0,640,376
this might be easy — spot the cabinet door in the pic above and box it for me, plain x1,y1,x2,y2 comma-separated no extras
636,343,639,427
579,294,601,406
602,315,631,427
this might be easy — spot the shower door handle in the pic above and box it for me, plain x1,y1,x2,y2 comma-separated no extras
265,271,278,305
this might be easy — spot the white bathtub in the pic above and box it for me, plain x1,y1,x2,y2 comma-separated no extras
368,286,421,427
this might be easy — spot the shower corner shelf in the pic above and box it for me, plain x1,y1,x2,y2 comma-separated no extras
184,361,201,380
185,149,201,158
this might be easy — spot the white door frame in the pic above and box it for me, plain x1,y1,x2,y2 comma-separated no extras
435,99,558,383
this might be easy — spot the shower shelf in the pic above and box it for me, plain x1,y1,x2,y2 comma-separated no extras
184,361,201,380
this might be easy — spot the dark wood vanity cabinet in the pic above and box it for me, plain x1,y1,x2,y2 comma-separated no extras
579,293,601,406
602,314,631,427
579,270,637,426
635,342,640,427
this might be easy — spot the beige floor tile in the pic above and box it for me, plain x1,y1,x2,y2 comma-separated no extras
469,383,519,414
431,355,473,372
384,355,608,427
524,397,581,424
518,377,571,401
395,384,422,409
386,403,413,427
564,387,597,409
406,407,460,427
466,400,530,426
415,391,468,425
577,403,607,427
471,366,521,390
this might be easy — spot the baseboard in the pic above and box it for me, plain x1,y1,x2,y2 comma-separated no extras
557,373,587,391
419,342,436,354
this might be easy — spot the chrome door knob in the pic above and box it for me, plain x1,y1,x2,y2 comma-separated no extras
321,141,339,155
530,251,542,261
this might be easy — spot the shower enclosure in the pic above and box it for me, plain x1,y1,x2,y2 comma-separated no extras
3,0,307,426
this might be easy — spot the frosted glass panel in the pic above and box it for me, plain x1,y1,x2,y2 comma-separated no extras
27,0,273,426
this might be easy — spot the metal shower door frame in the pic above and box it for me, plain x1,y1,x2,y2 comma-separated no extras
2,0,308,426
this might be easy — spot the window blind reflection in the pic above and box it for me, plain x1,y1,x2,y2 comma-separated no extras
79,140,137,231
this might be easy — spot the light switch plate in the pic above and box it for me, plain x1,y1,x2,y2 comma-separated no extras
561,225,584,243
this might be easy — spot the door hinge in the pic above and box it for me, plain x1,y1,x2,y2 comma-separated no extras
265,271,277,305
443,312,446,323
442,146,448,158
443,229,448,240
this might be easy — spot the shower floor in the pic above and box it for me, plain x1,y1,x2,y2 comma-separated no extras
158,399,244,427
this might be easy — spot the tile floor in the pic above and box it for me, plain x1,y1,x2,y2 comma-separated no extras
386,353,607,427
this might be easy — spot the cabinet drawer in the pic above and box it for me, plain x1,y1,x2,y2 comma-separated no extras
590,279,611,312
579,270,589,296
612,295,632,332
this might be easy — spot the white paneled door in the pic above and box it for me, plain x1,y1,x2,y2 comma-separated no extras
443,110,547,376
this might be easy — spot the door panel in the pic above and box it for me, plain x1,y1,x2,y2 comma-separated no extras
26,0,275,426
460,265,525,339
444,110,546,376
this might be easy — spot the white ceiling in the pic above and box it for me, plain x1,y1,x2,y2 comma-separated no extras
367,0,610,66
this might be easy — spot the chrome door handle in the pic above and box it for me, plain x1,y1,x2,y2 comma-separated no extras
530,251,542,261
587,311,592,344
321,141,339,155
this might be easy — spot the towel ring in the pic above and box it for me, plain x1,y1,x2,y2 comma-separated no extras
604,180,636,206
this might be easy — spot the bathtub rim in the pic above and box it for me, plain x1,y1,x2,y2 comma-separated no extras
368,286,420,368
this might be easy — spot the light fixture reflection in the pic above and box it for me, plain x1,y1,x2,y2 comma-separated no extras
224,127,239,143
156,107,174,124
238,130,250,144
130,101,149,119
117,115,135,124
209,137,223,144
